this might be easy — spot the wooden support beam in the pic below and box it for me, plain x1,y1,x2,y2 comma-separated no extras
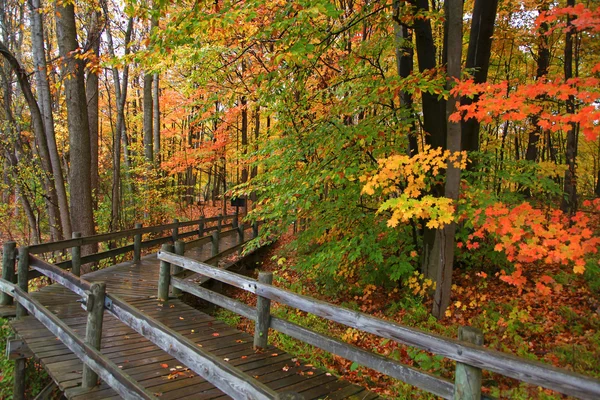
211,231,220,257
157,244,173,301
253,222,259,239
172,241,184,297
217,214,222,232
6,338,33,360
16,247,29,318
71,232,82,276
82,282,106,388
454,326,484,400
172,219,179,242
13,356,26,400
254,271,273,350
198,218,205,238
1,241,16,305
133,223,143,262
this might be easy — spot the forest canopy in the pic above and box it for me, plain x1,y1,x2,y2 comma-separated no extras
0,0,599,318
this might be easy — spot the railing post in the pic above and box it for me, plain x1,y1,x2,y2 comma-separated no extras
253,271,273,349
454,326,484,400
252,222,259,239
172,240,185,297
172,218,179,242
158,243,173,301
198,217,205,238
1,241,16,305
211,231,220,257
232,212,238,229
13,352,26,400
82,282,106,388
217,214,222,232
71,232,82,276
133,223,143,262
16,246,29,318
237,223,245,255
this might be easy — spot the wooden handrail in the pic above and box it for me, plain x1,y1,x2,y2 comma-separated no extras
158,251,600,400
28,214,239,254
15,251,279,399
0,278,157,400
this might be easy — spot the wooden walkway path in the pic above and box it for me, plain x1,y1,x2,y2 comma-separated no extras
8,237,378,399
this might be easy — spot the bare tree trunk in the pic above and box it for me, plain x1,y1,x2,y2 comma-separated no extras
55,1,95,239
104,13,133,230
432,0,463,320
0,40,62,241
525,2,551,163
460,0,499,156
28,0,72,238
561,0,578,213
143,72,154,163
85,8,102,212
153,73,160,166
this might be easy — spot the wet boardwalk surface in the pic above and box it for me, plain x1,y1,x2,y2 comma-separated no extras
9,235,378,399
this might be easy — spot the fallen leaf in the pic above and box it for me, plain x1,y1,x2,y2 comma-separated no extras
160,364,169,368
271,353,278,357
306,371,314,375
224,358,230,361
179,317,185,320
212,333,220,337
241,355,248,359
282,365,290,371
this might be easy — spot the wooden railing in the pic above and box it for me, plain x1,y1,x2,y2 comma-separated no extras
158,251,600,400
14,213,251,279
0,218,303,399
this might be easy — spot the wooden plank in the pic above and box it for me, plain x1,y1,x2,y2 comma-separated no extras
159,251,600,400
171,279,453,398
105,293,278,399
0,278,157,400
29,256,89,297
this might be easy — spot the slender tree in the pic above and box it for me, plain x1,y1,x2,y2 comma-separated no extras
55,0,95,238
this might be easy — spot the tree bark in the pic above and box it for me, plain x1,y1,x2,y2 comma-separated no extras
432,0,463,320
85,8,102,211
460,0,499,155
55,1,95,238
143,72,154,163
28,0,72,238
0,40,62,241
525,2,551,163
561,0,578,213
153,73,160,166
393,0,418,156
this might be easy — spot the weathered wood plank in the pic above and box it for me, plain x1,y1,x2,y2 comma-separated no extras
0,278,157,400
159,251,600,400
104,293,278,400
171,278,454,399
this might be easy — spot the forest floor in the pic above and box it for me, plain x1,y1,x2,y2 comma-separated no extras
216,229,600,399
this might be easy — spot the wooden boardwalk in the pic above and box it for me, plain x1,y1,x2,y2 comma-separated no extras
9,238,378,399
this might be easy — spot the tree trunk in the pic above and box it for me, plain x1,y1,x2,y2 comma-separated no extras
0,40,62,241
143,72,154,163
104,14,133,231
240,96,249,183
393,0,418,156
460,0,499,155
85,8,102,211
153,73,161,166
55,1,95,239
525,2,550,163
29,0,72,238
561,0,578,213
432,0,463,320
